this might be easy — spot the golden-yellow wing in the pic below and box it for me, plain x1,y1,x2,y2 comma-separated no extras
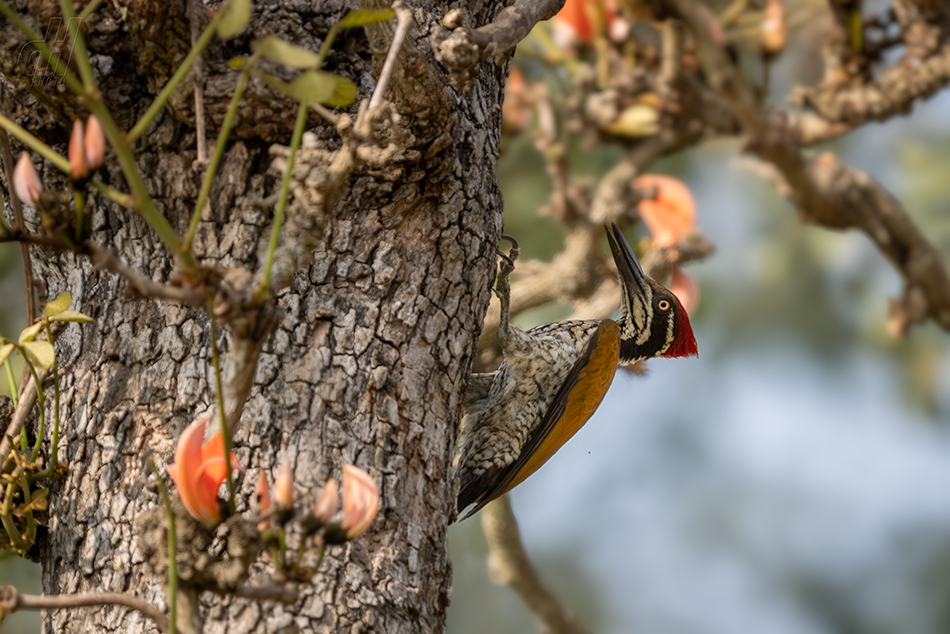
458,320,621,519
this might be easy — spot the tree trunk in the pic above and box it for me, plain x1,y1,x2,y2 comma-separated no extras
1,0,506,631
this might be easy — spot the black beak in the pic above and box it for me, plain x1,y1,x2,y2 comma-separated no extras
606,222,648,297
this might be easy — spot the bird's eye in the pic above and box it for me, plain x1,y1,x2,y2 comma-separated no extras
658,299,671,311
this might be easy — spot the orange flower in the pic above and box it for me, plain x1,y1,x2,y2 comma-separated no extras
341,465,379,539
167,413,240,526
553,0,617,45
634,174,697,248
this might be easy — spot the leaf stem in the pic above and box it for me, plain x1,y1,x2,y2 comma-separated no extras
207,297,236,515
77,0,104,20
58,0,97,90
74,190,86,243
23,357,45,461
0,481,27,552
43,323,61,471
0,1,84,95
257,101,307,301
0,113,70,174
128,8,224,144
91,181,136,208
3,359,17,408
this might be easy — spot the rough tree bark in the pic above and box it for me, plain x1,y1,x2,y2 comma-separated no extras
1,0,508,631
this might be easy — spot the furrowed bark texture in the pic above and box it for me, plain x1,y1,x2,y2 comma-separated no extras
1,0,507,631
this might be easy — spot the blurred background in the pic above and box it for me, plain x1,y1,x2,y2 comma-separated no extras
3,2,950,633
447,12,950,634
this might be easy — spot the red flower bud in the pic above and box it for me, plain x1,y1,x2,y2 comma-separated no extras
68,119,89,180
274,459,295,509
84,115,105,171
13,153,43,206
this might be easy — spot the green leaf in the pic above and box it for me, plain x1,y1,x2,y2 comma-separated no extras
48,310,93,323
43,292,71,317
21,341,54,371
228,56,250,69
253,36,320,69
263,70,357,107
318,72,357,107
337,9,395,29
218,0,252,39
262,71,331,104
0,343,13,366
18,321,44,344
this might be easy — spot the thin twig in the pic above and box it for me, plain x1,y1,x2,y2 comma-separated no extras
368,2,413,112
88,244,207,305
190,0,208,166
207,296,236,514
0,366,43,462
0,585,169,633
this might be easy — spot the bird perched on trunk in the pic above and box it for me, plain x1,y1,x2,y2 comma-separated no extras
456,222,697,520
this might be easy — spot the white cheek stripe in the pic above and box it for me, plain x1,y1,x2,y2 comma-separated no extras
659,312,675,355
634,287,653,345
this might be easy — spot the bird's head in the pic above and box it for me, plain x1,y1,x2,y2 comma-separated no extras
606,222,698,362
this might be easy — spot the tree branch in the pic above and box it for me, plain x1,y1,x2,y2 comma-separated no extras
88,243,208,306
435,0,566,78
481,496,588,634
0,585,169,633
665,0,950,333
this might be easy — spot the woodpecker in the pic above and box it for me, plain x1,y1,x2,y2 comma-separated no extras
456,222,698,520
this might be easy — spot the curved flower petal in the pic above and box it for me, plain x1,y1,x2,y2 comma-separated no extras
634,174,697,248
341,465,379,539
313,478,339,524
84,115,105,171
274,459,295,508
167,413,239,527
13,153,42,206
68,119,89,179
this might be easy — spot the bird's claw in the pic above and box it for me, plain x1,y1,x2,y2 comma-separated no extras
495,234,519,284
499,234,520,262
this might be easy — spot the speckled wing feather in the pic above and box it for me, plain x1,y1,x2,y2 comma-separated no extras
458,321,621,519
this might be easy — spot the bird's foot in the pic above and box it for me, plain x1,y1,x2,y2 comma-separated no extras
495,234,519,343
495,234,519,288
